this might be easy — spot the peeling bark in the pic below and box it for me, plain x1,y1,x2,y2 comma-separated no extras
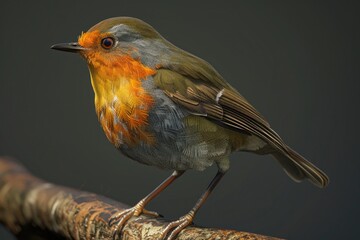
0,157,282,240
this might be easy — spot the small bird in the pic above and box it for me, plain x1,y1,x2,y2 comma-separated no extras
52,17,329,239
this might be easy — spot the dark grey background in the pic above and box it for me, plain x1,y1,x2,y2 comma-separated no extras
1,1,359,239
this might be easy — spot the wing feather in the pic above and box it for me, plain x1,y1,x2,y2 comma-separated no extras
154,68,286,153
153,56,328,187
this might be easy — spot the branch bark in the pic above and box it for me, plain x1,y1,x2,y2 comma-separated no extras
0,157,282,240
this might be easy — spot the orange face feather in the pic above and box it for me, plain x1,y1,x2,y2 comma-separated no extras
78,31,156,147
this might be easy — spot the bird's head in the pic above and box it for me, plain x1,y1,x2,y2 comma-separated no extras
51,17,170,80
51,17,171,127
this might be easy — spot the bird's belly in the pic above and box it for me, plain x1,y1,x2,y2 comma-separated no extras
117,94,232,171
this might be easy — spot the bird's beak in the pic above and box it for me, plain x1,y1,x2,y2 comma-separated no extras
50,42,86,53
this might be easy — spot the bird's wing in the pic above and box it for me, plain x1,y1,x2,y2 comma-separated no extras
154,62,329,188
154,65,287,153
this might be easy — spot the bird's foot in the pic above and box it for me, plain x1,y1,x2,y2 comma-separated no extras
159,211,194,240
109,200,159,240
142,208,161,217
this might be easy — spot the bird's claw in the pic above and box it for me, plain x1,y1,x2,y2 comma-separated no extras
109,202,144,239
109,202,161,240
159,212,194,240
143,208,161,217
109,207,137,240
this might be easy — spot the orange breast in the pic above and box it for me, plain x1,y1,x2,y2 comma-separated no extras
78,31,157,147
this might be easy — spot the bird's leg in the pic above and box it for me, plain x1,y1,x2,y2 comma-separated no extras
109,170,185,239
160,170,226,240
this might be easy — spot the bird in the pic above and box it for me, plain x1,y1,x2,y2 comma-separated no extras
51,17,329,239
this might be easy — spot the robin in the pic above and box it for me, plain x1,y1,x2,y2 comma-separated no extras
51,17,329,239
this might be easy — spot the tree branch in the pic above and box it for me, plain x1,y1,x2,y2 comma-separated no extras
0,157,282,240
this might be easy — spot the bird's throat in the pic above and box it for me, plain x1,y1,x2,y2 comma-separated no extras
87,56,156,147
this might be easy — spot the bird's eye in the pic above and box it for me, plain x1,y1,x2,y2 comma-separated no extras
101,37,115,49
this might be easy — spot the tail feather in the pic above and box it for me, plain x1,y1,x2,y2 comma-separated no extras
273,146,329,188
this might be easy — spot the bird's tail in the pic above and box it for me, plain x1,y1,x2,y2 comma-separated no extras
272,146,329,188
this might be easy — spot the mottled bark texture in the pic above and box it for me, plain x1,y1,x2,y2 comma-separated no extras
0,157,282,240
